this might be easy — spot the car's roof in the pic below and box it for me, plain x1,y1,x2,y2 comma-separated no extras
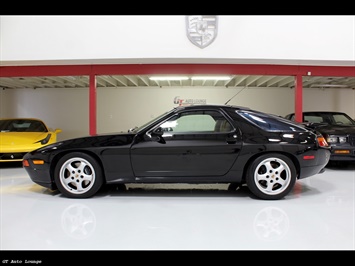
303,111,347,114
174,104,251,111
295,111,346,114
287,111,349,116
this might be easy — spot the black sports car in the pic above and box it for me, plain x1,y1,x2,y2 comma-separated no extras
23,105,330,200
285,111,355,161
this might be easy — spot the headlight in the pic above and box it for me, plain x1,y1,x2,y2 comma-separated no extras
326,136,338,143
339,137,347,143
35,133,52,145
326,136,348,144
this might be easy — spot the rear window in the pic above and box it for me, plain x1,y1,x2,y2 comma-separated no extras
238,111,306,132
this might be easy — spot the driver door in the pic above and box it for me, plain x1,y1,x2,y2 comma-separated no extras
130,109,242,180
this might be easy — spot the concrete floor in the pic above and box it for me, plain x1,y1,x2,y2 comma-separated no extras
0,162,354,250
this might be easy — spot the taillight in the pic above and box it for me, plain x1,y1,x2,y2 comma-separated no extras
303,155,315,160
317,136,329,147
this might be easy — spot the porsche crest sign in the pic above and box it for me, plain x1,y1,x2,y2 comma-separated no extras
186,16,218,48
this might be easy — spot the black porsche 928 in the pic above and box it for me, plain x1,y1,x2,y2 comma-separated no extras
23,105,330,200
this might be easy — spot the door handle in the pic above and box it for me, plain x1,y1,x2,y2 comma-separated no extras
226,134,238,144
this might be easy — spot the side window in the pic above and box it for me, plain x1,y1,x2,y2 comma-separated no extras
214,118,233,132
239,111,306,132
159,110,232,134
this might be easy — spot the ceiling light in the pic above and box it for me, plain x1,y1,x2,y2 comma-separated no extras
310,84,350,88
149,76,189,81
191,76,231,80
149,76,232,81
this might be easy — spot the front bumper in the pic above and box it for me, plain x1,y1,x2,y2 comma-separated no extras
329,147,355,161
22,153,56,190
0,152,27,162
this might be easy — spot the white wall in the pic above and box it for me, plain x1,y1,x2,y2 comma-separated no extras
2,86,354,140
1,15,354,66
0,88,89,141
1,16,354,140
303,87,355,116
96,86,296,134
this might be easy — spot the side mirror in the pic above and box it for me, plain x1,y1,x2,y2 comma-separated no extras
55,128,62,133
150,127,166,144
152,127,164,137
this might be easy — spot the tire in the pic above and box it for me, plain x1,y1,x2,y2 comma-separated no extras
54,152,104,198
246,154,296,200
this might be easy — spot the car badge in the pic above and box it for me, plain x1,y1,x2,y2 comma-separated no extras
186,16,218,49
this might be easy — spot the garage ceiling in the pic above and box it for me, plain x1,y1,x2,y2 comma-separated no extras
0,75,354,89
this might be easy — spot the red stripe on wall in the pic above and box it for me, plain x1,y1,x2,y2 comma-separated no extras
1,64,355,77
295,75,303,123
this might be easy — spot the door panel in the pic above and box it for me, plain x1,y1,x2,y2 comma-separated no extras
130,110,242,178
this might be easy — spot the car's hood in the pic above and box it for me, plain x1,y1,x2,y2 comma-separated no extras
41,132,137,151
311,125,355,135
0,132,50,145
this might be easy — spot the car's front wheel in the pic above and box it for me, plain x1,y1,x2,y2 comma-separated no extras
54,152,104,198
246,154,296,200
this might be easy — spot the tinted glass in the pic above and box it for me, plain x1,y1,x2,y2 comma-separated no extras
302,112,355,126
238,111,306,132
0,119,47,132
333,114,355,125
159,110,233,134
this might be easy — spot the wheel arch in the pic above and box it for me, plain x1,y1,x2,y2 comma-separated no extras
241,151,300,182
49,150,107,186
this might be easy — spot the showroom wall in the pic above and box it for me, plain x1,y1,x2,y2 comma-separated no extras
1,86,354,141
0,88,89,140
1,16,354,140
1,16,354,66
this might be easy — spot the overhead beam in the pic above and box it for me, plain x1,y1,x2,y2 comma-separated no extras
1,64,354,77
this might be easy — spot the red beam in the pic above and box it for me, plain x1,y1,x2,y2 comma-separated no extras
294,75,303,123
1,64,355,77
89,73,97,136
0,65,92,77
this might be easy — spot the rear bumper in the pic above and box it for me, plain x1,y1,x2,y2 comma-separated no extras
298,148,330,179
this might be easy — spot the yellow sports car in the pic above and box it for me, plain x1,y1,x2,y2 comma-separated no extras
0,118,62,162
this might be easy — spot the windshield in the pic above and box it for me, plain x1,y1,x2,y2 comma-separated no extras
303,113,355,126
0,119,47,132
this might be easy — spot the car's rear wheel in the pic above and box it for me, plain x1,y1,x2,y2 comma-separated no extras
54,152,104,198
246,154,296,200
